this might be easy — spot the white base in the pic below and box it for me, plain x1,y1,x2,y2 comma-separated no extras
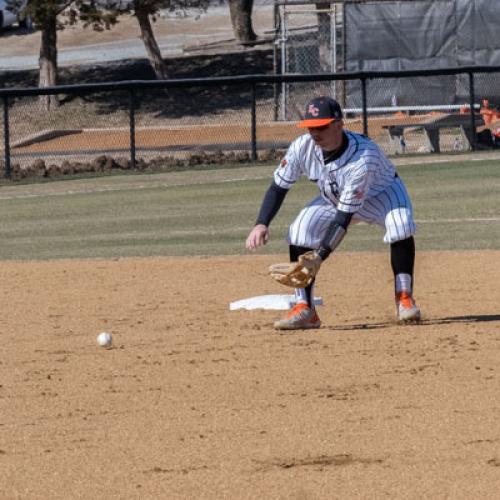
229,294,323,311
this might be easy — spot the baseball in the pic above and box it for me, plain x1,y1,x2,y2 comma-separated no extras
97,331,113,348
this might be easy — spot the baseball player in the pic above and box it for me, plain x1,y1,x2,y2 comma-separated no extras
246,96,421,330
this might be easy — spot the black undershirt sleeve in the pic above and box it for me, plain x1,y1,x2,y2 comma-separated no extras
255,181,288,226
332,209,353,229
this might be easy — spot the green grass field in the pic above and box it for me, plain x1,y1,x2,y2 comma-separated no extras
0,158,498,260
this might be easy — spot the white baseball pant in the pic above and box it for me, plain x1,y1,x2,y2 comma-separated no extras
287,176,416,247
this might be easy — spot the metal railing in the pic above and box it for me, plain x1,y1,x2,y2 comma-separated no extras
1,65,500,178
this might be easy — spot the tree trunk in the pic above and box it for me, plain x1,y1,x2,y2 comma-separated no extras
38,14,58,111
229,0,257,45
135,6,169,80
316,3,332,73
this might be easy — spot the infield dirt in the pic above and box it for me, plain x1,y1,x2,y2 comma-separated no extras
1,250,500,499
2,13,500,497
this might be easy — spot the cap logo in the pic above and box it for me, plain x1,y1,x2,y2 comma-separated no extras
297,96,343,128
308,104,320,117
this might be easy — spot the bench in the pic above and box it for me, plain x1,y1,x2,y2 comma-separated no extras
382,113,485,153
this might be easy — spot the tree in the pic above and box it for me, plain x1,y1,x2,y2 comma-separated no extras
316,3,331,73
228,0,257,45
30,0,170,84
18,1,120,110
23,1,66,110
118,1,209,80
14,0,209,108
130,0,170,80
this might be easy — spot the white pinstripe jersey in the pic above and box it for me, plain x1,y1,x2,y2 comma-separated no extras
273,131,398,214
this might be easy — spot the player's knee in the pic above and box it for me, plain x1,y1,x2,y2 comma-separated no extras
287,233,318,248
287,222,316,248
383,210,416,244
384,227,416,244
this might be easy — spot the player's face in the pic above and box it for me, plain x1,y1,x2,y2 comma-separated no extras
308,120,343,151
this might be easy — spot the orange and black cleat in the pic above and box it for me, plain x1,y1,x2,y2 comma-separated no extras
396,291,421,322
274,303,321,330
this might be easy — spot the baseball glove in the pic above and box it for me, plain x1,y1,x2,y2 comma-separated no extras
269,251,322,288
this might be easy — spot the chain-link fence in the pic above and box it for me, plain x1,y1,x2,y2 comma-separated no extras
275,0,500,116
2,67,500,179
275,2,344,121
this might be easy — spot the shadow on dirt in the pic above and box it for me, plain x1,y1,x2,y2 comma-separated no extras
425,314,500,324
2,47,275,120
323,314,500,332
324,323,392,332
0,25,35,38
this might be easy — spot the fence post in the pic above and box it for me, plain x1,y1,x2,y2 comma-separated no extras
468,72,477,151
361,77,368,136
129,88,136,169
273,43,280,122
2,96,11,178
251,83,257,162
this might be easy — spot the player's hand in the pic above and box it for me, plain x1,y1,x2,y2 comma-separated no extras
246,224,269,251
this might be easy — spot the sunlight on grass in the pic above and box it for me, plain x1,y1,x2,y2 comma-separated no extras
0,159,497,260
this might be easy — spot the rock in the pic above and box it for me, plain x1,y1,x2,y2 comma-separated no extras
32,159,46,177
